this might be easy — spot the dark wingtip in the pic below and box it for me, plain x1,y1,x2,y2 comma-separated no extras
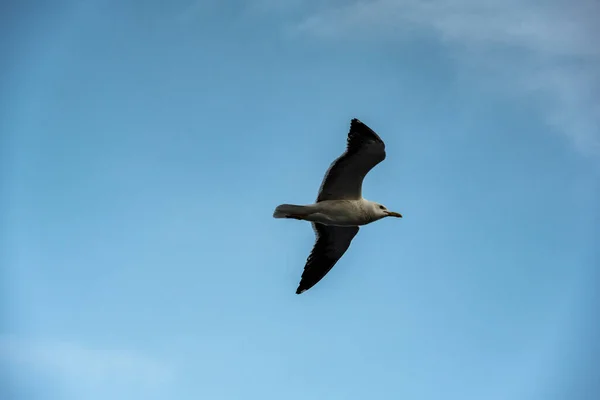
350,118,363,127
349,117,375,133
296,285,308,295
348,118,383,143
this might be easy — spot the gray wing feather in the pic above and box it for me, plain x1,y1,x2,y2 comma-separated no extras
296,223,360,294
316,119,386,202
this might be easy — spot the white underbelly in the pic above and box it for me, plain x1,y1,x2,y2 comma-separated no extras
305,200,370,226
306,213,363,226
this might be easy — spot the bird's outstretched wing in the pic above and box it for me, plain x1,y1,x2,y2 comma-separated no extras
296,223,360,294
316,118,386,202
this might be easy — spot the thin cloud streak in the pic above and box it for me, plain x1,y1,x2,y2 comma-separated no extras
292,0,600,155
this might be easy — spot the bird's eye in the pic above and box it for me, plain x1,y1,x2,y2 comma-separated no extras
379,205,385,210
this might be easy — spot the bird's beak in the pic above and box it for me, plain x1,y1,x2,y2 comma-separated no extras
386,211,403,218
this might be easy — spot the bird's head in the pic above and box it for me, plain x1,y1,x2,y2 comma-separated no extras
372,202,403,220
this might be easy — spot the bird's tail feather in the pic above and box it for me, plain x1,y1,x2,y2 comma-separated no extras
273,204,310,219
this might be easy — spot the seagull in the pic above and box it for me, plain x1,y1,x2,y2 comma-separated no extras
273,118,402,294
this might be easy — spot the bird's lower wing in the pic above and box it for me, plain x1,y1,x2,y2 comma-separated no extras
296,224,360,294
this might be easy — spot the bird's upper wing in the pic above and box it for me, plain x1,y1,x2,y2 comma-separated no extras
316,118,386,202
296,223,360,294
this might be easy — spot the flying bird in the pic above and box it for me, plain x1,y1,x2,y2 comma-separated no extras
273,118,402,294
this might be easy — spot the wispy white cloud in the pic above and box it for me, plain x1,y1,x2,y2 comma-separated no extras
0,336,174,390
288,0,600,155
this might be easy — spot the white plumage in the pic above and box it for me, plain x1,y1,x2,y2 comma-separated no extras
273,118,402,294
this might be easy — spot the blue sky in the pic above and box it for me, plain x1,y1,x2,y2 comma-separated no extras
2,1,599,399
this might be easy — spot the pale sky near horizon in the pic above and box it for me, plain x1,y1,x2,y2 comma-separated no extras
2,1,599,399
